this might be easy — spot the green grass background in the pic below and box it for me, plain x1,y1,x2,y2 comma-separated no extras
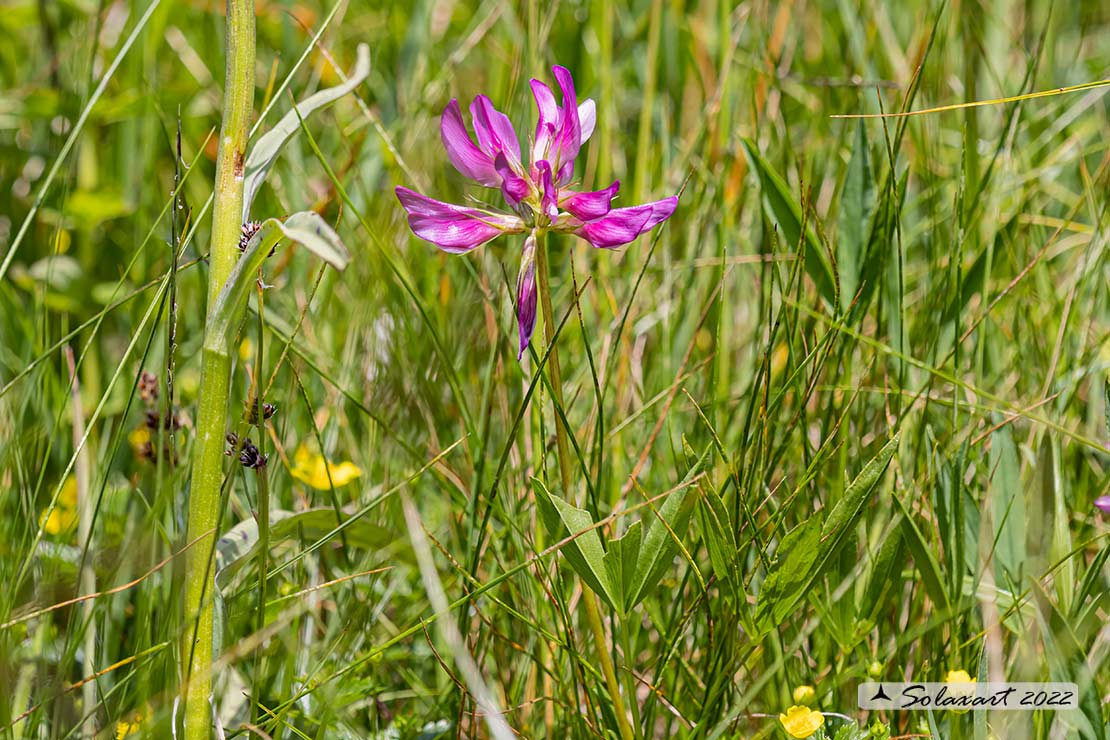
1,0,1109,737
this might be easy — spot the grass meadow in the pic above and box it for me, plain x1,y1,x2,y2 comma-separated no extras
1,0,1109,738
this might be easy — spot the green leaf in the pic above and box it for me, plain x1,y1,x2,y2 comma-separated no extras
1031,581,1106,740
216,508,391,589
603,520,642,610
531,477,617,609
204,211,350,355
755,516,823,631
754,434,899,633
989,425,1025,587
741,137,836,305
821,434,900,545
625,482,698,611
860,521,903,621
698,479,735,586
242,44,371,219
837,121,874,312
893,494,950,610
65,188,131,228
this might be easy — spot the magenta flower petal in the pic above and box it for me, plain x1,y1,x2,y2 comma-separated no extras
578,99,596,145
1096,496,1110,514
574,207,651,249
530,80,558,162
470,95,521,163
516,234,538,359
560,180,619,221
574,196,678,249
494,153,530,207
550,66,581,180
639,195,679,230
536,160,558,220
441,99,500,187
395,186,522,253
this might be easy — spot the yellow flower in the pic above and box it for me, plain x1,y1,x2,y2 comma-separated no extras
128,427,151,454
792,685,816,706
115,706,149,738
59,475,78,508
39,504,77,536
116,718,140,739
779,705,824,738
290,445,361,490
945,669,975,684
239,337,254,363
945,669,976,714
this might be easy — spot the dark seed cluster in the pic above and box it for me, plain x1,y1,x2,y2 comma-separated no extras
238,220,263,253
245,399,277,424
138,371,159,405
225,432,268,470
133,371,186,465
239,220,277,257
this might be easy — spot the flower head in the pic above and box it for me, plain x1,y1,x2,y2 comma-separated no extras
396,65,678,358
1095,495,1110,514
779,705,825,738
945,669,976,714
290,445,362,490
792,685,816,706
945,669,975,684
39,476,78,536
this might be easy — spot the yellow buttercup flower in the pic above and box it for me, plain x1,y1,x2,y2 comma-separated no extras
115,705,149,738
59,475,78,508
945,669,975,684
792,685,816,706
945,669,976,714
779,705,824,738
40,476,79,535
116,718,141,738
39,504,77,536
290,445,362,490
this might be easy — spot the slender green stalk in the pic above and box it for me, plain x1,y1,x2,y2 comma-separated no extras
182,1,254,737
65,348,96,740
534,233,635,740
251,285,270,727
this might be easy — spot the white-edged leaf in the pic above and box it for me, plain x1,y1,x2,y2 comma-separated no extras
205,211,350,355
242,44,370,219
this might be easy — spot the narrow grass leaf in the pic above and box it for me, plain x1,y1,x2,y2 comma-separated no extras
837,121,874,311
741,137,837,305
989,425,1025,587
893,494,950,610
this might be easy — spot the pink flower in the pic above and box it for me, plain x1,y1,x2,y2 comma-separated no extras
396,66,677,358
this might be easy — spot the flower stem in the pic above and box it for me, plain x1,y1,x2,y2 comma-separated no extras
181,1,254,737
534,232,635,740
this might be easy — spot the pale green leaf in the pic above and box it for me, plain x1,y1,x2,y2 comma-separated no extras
242,44,371,220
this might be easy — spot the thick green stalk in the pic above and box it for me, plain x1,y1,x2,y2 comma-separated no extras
182,1,254,737
534,234,635,740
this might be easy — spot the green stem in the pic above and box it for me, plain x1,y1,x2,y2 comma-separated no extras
534,233,635,740
182,1,254,737
251,283,269,727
